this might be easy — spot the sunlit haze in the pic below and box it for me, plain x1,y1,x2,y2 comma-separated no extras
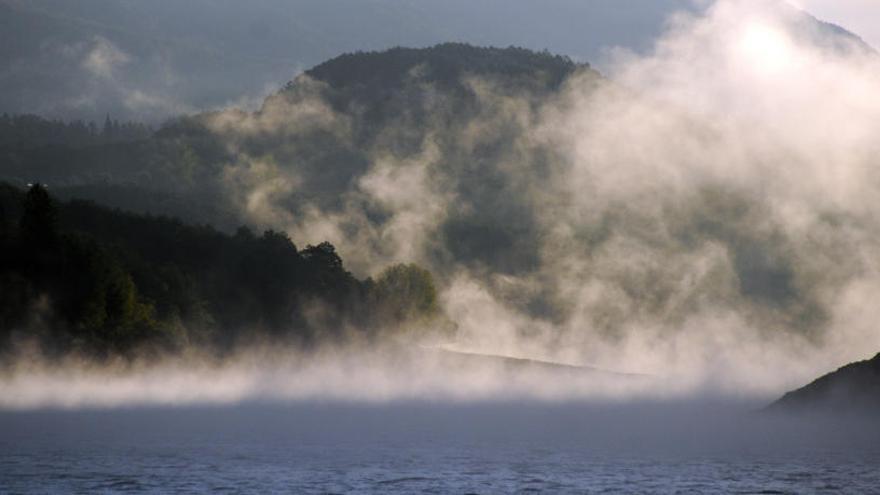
1,1,879,491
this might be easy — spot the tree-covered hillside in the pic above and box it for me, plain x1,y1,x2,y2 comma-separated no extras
0,0,690,121
0,183,443,359
305,44,578,93
0,114,151,149
0,43,595,229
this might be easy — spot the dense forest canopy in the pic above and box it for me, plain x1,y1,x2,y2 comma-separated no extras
0,183,444,359
0,114,152,149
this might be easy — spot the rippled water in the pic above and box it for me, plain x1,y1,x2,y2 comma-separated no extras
1,403,878,493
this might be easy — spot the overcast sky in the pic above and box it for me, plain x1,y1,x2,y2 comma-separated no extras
791,0,880,48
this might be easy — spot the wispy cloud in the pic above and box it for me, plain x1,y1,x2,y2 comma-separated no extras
5,0,880,408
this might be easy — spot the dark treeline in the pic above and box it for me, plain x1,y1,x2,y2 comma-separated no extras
0,45,589,224
0,183,442,359
305,43,578,93
0,114,152,150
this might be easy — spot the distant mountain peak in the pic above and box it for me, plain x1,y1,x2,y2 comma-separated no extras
790,7,876,55
297,43,589,92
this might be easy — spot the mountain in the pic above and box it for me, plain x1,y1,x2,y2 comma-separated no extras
2,0,871,123
0,0,689,122
2,34,877,361
767,353,880,414
161,44,600,278
787,7,875,55
1,43,593,226
304,44,579,93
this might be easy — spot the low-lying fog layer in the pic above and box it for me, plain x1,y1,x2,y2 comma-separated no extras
0,341,855,410
0,345,686,410
4,0,880,410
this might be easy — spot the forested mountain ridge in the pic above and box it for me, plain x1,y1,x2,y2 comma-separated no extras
0,43,598,209
0,43,595,231
0,183,443,359
0,114,151,150
0,0,690,122
1,0,867,124
304,44,580,92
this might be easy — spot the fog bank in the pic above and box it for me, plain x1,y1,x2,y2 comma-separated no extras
4,0,880,409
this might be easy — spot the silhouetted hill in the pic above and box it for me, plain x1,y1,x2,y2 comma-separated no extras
0,0,690,121
2,0,872,123
0,44,596,230
767,353,880,414
274,43,595,150
305,43,581,92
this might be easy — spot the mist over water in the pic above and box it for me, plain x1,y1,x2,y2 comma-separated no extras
4,0,880,412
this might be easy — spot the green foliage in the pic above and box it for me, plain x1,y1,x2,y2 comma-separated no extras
0,184,442,358
56,235,159,352
372,263,440,325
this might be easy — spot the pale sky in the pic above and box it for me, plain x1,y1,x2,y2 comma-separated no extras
790,0,880,49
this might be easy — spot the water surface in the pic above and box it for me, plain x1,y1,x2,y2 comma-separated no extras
2,402,878,493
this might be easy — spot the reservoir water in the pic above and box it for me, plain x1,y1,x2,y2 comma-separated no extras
2,402,878,494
